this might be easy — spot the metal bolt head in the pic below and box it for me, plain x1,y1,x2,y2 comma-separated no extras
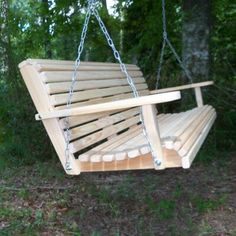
155,159,162,166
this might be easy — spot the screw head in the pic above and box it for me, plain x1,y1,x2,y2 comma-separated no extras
155,159,162,166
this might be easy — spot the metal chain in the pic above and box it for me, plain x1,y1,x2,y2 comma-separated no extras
156,39,166,89
64,4,92,170
93,9,161,166
156,0,193,89
64,0,161,170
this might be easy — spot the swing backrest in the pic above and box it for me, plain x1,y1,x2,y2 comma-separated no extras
19,59,150,156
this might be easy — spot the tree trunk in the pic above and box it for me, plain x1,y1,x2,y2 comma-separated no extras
182,0,211,81
0,0,10,76
42,0,52,58
0,0,17,82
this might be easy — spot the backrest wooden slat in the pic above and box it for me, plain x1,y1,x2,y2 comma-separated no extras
69,116,141,154
19,59,149,156
55,90,149,110
35,62,138,72
51,84,148,106
68,107,140,141
41,70,143,83
46,77,145,94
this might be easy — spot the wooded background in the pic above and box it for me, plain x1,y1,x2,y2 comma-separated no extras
0,0,235,168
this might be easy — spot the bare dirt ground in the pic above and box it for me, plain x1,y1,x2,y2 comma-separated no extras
0,153,235,236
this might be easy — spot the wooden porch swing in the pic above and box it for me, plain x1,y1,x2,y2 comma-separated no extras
18,0,216,175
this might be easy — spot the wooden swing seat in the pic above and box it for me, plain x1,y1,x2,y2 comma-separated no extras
19,59,216,175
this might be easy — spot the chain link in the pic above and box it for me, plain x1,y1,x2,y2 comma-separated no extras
156,0,193,89
64,6,92,170
64,0,161,170
93,9,161,166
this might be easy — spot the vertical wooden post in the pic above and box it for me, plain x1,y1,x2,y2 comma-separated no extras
194,87,203,107
141,104,165,169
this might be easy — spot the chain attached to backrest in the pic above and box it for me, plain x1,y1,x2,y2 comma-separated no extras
64,0,161,170
64,5,92,170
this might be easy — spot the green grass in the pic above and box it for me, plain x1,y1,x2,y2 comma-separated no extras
198,221,216,236
230,228,236,235
0,153,234,235
0,207,40,235
145,197,176,220
192,195,227,213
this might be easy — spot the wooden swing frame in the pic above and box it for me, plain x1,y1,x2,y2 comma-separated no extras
19,59,216,175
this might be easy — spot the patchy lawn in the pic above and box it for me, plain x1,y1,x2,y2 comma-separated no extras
0,153,235,236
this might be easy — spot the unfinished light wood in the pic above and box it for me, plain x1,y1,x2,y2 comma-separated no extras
50,83,148,106
42,70,143,83
19,59,138,72
173,106,212,151
36,91,181,120
182,112,216,168
150,81,213,108
19,64,80,175
19,58,216,175
194,87,204,107
78,105,214,166
178,110,216,156
142,104,165,170
150,81,214,94
46,77,145,94
78,150,182,172
68,108,139,141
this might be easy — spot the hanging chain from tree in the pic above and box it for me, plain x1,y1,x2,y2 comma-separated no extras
64,0,161,171
156,0,193,89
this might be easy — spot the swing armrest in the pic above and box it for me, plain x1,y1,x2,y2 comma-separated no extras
150,81,214,94
35,91,181,120
150,81,214,107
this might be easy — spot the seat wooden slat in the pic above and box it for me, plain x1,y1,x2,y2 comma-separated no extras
41,70,143,83
113,112,184,159
174,105,212,150
160,107,206,149
162,107,202,138
178,109,216,156
79,125,141,162
51,84,148,106
80,113,167,162
79,150,182,172
182,112,216,168
157,113,179,133
114,134,147,159
79,106,215,164
89,113,163,162
46,77,145,94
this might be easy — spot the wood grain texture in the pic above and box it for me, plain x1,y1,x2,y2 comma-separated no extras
150,81,214,94
19,59,216,174
36,92,181,120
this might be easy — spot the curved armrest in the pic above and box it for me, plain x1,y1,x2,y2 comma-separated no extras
36,91,181,120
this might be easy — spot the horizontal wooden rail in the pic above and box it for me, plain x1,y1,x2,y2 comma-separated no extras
36,91,181,120
150,81,214,94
